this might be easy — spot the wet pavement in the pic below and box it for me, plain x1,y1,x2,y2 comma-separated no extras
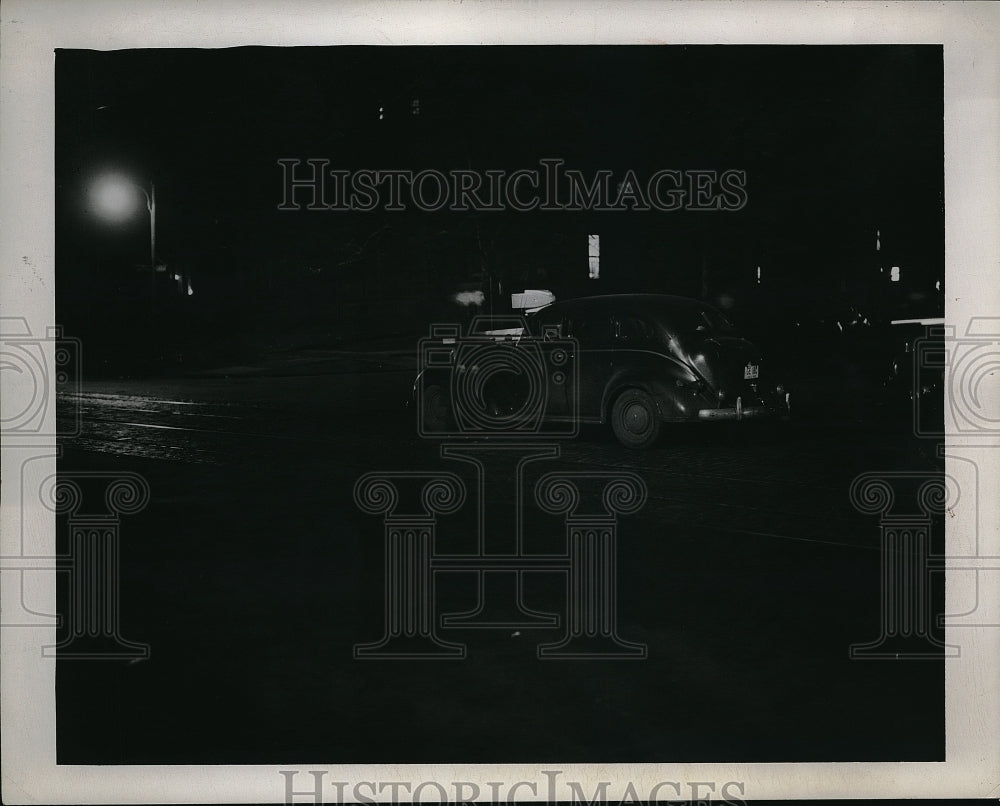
53,363,946,764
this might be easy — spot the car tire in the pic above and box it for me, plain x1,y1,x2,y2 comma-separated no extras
421,384,454,434
610,388,661,448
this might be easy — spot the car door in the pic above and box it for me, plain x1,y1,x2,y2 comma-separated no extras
565,312,613,422
611,311,663,383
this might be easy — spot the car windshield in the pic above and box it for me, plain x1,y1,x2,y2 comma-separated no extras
666,303,738,338
696,306,737,335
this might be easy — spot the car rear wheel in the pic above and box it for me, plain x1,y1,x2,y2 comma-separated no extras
421,384,454,434
611,388,661,448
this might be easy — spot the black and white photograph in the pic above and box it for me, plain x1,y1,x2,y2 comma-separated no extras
2,2,999,803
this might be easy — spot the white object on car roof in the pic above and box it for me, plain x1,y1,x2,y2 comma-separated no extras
889,317,945,326
511,289,556,311
482,327,524,341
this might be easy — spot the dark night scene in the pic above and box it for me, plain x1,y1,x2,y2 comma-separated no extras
54,45,947,765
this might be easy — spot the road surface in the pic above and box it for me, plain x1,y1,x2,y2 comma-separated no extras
52,360,946,764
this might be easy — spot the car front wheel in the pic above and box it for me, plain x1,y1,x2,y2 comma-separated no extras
611,388,661,448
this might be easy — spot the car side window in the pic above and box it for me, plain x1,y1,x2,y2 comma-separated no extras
569,315,612,348
613,315,654,347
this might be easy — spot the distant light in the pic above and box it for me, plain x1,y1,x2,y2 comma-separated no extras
378,105,384,120
756,265,761,284
876,229,881,252
588,234,600,279
935,279,941,291
890,266,900,282
452,290,484,307
411,98,420,115
186,279,194,296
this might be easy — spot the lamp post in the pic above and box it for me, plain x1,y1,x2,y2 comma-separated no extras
143,182,156,273
89,173,158,315
143,183,156,317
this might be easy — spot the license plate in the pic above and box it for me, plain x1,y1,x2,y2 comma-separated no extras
744,362,759,380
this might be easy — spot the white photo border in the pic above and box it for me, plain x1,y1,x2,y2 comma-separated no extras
2,0,998,802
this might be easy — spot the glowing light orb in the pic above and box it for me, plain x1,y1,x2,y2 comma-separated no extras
89,174,142,222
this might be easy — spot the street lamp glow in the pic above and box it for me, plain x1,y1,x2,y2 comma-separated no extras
88,172,156,272
89,173,144,222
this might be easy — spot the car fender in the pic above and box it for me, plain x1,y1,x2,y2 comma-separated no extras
602,364,703,423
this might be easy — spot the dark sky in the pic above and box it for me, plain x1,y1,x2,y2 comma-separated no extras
55,45,943,320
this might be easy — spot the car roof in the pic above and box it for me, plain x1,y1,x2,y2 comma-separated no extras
531,293,708,317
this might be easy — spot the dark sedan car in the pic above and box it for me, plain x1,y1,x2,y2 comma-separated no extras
416,294,790,448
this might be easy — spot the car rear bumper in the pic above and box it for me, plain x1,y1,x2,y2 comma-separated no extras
696,395,790,421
